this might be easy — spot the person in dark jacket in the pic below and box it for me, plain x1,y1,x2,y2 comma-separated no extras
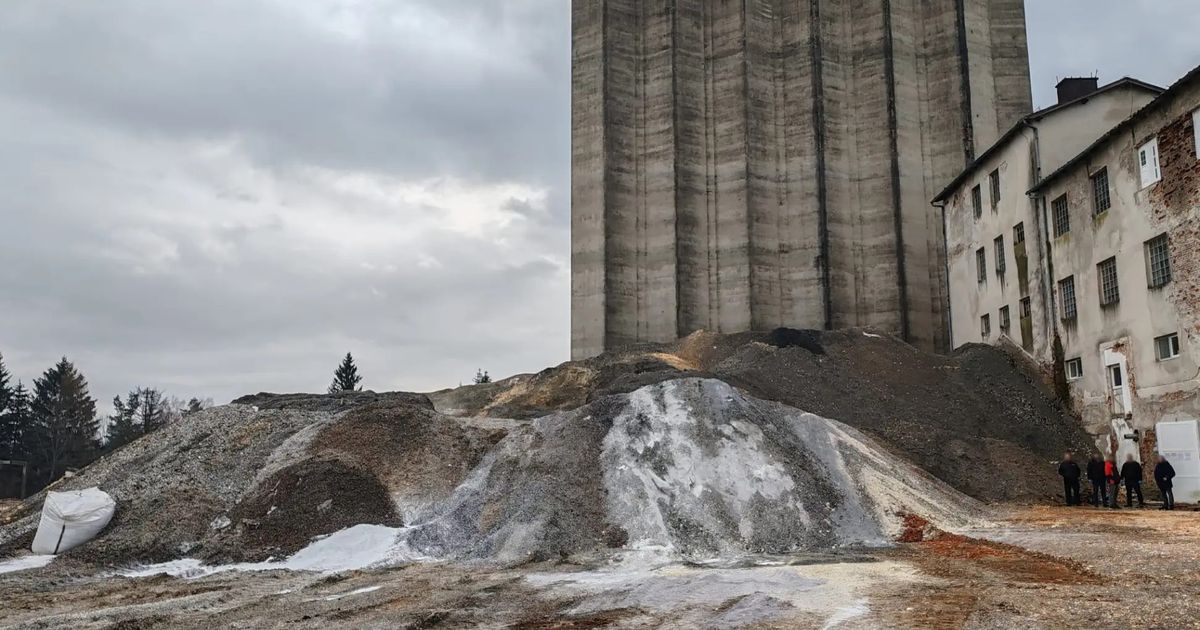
1120,455,1144,508
1155,455,1177,510
1058,452,1082,506
1104,456,1122,509
1087,455,1107,507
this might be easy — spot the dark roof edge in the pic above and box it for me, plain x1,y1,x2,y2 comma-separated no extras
1028,67,1200,196
931,77,1164,205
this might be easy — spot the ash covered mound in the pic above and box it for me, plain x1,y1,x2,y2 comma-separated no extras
396,379,982,564
432,329,1092,502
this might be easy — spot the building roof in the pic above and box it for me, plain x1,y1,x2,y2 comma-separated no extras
1028,65,1200,195
930,77,1164,205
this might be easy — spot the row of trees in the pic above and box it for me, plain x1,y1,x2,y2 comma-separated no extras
0,352,208,496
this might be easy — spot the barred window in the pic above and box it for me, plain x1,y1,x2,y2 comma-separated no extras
1020,296,1032,319
990,169,1001,207
976,248,987,284
972,185,983,219
1145,234,1172,288
1059,276,1077,321
981,314,991,339
1098,257,1120,306
1155,333,1181,361
994,236,1006,276
1091,168,1111,215
999,306,1011,332
1052,195,1070,237
1013,222,1025,244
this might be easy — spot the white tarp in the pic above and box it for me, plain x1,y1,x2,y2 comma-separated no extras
1157,420,1200,504
31,488,116,555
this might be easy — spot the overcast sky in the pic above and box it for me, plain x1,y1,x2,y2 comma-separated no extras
1,1,1197,408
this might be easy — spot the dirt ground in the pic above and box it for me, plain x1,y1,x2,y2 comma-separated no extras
1,505,1196,629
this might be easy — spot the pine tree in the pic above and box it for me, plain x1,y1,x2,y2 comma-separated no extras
0,352,12,416
29,358,100,482
185,398,206,414
328,353,363,394
0,383,32,459
136,387,168,434
105,392,142,451
473,369,492,385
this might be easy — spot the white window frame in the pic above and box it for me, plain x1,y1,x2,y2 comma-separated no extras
1193,109,1200,159
1139,137,1161,188
1155,333,1181,362
1065,358,1084,381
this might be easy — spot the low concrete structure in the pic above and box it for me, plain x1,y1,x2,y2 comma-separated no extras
1028,66,1200,457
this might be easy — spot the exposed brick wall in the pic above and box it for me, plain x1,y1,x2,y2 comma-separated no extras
1150,109,1200,346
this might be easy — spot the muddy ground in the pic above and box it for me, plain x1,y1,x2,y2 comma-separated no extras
1,505,1195,629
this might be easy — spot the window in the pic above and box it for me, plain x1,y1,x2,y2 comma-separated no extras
1145,234,1172,288
1091,167,1111,215
1020,296,1032,319
990,169,1001,207
1013,222,1025,245
1155,333,1181,361
1098,257,1120,306
999,306,1011,333
994,236,1006,276
1194,109,1200,159
976,248,987,284
972,185,983,219
1052,195,1070,237
981,314,991,339
1108,364,1124,388
1059,276,1077,321
1139,138,1161,188
1065,358,1084,381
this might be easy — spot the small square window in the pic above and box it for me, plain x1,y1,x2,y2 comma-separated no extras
981,314,991,339
1091,167,1111,215
999,306,1011,332
1098,257,1120,306
1065,358,1084,381
1020,296,1032,319
1155,333,1181,361
1052,195,1070,237
1145,234,1172,288
994,236,1006,276
972,185,983,219
976,248,987,284
1013,222,1025,245
990,169,1001,207
1059,276,1077,321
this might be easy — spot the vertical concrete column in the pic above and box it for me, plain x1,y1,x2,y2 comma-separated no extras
986,0,1033,133
602,0,678,348
570,0,607,360
674,0,751,336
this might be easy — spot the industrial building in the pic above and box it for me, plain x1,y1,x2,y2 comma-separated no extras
571,0,1032,359
940,65,1200,498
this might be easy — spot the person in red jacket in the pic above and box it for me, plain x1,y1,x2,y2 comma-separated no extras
1104,456,1122,509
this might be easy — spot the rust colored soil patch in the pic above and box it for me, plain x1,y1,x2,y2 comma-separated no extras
911,533,1099,585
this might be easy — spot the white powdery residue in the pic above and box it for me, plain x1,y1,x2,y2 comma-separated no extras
601,381,803,553
0,555,55,575
117,524,404,579
821,599,870,629
318,586,383,601
246,414,337,493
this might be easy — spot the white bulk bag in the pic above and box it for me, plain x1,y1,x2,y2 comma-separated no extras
31,488,116,555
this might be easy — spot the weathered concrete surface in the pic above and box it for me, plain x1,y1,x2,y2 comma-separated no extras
571,0,1033,359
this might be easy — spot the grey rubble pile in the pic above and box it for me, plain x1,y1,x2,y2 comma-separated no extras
0,329,1088,567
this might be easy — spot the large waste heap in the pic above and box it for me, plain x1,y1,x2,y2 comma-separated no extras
0,330,1090,567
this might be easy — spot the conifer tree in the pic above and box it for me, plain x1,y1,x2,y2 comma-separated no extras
0,352,12,416
29,358,99,482
136,387,168,434
0,382,32,460
105,392,142,451
328,353,363,394
473,369,492,385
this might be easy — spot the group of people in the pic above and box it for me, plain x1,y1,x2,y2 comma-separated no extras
1057,452,1178,510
